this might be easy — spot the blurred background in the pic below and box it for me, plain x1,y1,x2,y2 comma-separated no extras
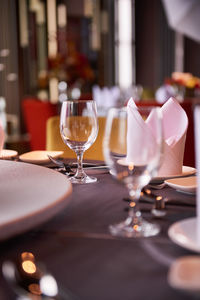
0,0,200,155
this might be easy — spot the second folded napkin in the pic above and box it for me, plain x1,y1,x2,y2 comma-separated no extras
126,97,188,177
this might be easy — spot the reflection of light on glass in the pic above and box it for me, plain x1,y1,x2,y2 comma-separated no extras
130,202,135,208
47,0,57,58
40,274,58,297
128,163,134,171
58,4,67,28
49,77,59,103
0,49,10,57
118,0,132,88
155,195,165,210
71,88,81,99
28,283,41,295
156,196,162,201
21,252,36,275
7,73,18,82
22,260,37,274
145,189,151,195
133,224,139,231
59,93,68,102
21,252,35,262
58,81,67,91
0,64,5,71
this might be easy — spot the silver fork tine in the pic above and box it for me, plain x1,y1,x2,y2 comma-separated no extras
47,155,75,176
47,155,65,168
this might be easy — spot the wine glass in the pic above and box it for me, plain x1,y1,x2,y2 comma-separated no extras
60,100,98,184
103,105,163,237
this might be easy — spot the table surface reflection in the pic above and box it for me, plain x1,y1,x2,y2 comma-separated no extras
0,162,196,300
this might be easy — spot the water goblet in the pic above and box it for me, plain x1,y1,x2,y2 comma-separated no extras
60,100,98,184
103,105,163,237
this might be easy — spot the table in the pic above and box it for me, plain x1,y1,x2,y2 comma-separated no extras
0,164,196,300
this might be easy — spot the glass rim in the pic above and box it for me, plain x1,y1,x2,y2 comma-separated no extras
105,105,162,120
61,99,94,104
107,105,161,112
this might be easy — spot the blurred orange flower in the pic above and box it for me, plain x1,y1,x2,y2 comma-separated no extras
171,72,200,89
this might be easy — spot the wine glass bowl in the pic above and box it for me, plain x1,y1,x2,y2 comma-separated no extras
60,100,98,184
103,104,163,237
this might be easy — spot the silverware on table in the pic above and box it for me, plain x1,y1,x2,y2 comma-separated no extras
2,252,79,300
142,188,167,217
148,183,166,190
47,155,109,172
142,188,195,207
123,185,195,218
48,155,75,175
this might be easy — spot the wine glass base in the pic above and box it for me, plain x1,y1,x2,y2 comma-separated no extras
109,217,160,238
70,175,97,184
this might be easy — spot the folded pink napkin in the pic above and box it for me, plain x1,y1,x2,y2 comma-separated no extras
0,119,5,152
126,100,158,166
126,97,188,176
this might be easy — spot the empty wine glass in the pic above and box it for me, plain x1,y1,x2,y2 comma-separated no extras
60,100,98,184
103,104,163,237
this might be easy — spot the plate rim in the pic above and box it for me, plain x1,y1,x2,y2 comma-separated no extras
0,160,72,240
168,217,200,253
19,150,64,164
164,176,196,193
151,166,196,183
0,149,18,159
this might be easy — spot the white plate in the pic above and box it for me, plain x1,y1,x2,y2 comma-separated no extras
0,149,18,159
168,256,200,295
151,166,196,183
19,150,64,164
0,160,72,241
165,176,197,194
168,217,200,253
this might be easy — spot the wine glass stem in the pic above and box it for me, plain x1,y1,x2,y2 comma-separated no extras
75,151,85,179
128,189,142,225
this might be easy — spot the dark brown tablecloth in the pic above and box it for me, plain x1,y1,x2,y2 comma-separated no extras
0,166,197,300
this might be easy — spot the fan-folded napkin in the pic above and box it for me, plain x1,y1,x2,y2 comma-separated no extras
126,97,188,176
92,85,120,109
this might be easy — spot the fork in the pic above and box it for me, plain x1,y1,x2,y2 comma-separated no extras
47,155,109,171
47,155,75,174
48,155,66,168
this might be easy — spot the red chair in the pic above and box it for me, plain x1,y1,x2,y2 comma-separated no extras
22,98,58,150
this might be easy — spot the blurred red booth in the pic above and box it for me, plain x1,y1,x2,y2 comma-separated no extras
22,98,58,150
